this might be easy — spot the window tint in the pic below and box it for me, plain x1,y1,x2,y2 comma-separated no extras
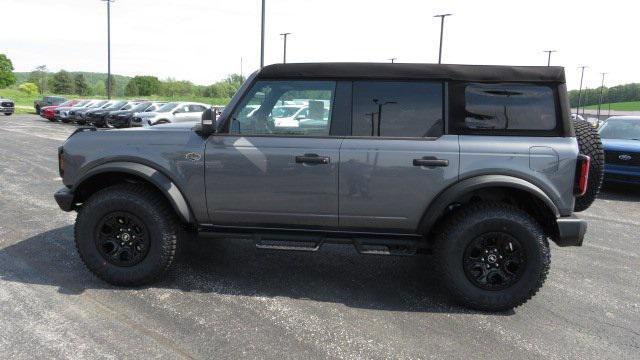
230,80,335,136
352,81,443,137
454,83,557,132
189,105,206,112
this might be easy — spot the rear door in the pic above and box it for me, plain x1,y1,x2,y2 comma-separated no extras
339,81,459,233
172,104,192,123
205,80,342,228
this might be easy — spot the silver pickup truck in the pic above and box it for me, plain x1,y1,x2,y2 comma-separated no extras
54,63,604,311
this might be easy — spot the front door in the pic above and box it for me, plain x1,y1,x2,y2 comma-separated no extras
205,80,341,228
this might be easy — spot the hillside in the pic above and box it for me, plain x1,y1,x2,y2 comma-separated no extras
14,71,131,97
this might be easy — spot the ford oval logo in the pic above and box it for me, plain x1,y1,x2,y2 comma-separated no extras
618,154,632,161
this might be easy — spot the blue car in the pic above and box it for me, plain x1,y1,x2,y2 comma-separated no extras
599,116,640,184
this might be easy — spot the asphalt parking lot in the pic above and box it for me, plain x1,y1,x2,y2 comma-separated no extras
0,114,638,359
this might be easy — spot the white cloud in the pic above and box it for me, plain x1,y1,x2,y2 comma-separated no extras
2,0,638,89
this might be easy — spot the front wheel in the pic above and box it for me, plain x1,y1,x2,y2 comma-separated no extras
74,184,179,286
4,113,11,116
434,202,550,311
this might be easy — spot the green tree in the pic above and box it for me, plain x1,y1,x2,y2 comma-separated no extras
74,73,90,95
129,75,160,96
125,79,139,96
0,54,17,88
51,70,74,94
18,82,39,95
93,80,106,96
27,65,48,94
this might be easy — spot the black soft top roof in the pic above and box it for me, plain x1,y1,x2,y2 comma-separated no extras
258,62,565,83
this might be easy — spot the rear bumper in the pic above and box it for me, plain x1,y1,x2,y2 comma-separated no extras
54,187,75,211
555,215,587,247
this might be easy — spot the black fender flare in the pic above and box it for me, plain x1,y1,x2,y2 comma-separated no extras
417,175,560,235
73,161,194,223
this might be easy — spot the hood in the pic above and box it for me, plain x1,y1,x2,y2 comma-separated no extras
137,111,163,118
602,138,640,153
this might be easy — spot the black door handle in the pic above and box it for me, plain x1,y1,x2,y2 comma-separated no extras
413,157,449,167
295,154,330,165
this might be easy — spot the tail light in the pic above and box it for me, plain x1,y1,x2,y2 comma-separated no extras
58,146,64,178
575,154,590,196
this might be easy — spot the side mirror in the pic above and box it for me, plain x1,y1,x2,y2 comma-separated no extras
197,108,217,136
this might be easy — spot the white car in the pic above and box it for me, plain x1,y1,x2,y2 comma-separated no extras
131,102,210,126
270,105,309,127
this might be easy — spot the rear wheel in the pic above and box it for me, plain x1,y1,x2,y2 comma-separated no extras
573,119,604,212
434,202,550,311
74,184,179,286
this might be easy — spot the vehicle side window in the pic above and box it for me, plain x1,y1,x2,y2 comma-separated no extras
229,80,335,136
352,81,444,137
189,105,206,112
450,83,558,134
175,105,189,113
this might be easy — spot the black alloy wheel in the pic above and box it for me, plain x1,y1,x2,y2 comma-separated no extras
463,232,526,291
95,211,150,267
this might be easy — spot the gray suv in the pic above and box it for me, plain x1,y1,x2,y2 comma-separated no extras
54,63,603,311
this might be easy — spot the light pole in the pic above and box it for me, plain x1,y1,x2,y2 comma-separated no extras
372,99,397,136
576,66,588,116
543,50,556,66
280,32,291,63
597,72,607,120
388,58,397,63
434,13,452,64
101,0,114,99
260,0,265,68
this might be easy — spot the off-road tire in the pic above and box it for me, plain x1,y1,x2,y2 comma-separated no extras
74,183,179,286
573,119,604,212
433,202,550,312
4,113,11,116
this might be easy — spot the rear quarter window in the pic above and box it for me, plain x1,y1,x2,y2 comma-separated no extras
450,83,560,136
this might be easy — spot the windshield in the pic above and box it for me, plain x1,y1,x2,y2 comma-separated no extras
58,100,74,107
90,100,108,108
130,102,151,112
157,102,179,112
105,101,127,110
271,106,302,118
599,119,640,140
73,101,89,107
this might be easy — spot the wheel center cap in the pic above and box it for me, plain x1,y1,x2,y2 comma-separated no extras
121,233,131,242
487,254,498,263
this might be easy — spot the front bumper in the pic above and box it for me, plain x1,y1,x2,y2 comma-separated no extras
0,107,15,114
555,215,587,247
54,187,75,211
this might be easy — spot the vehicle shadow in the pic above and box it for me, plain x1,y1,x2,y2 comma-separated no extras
0,225,511,315
598,182,640,202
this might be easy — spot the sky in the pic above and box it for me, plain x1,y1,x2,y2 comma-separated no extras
2,0,638,90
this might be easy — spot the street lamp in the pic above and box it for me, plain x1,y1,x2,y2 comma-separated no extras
260,0,265,68
372,99,397,136
388,58,397,63
280,32,291,63
576,66,588,116
433,13,453,64
597,72,607,120
101,0,114,99
543,50,556,66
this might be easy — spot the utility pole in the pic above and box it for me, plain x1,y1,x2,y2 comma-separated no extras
543,50,556,66
388,58,397,63
260,0,265,68
596,72,607,120
280,32,291,63
434,14,452,64
576,66,587,116
101,0,114,99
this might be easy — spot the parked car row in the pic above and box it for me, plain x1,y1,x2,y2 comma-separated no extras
38,98,217,128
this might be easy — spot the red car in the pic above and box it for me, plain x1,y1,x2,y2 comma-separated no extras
41,99,80,121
